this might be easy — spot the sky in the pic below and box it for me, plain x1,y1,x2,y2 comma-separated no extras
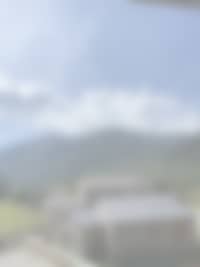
0,0,200,147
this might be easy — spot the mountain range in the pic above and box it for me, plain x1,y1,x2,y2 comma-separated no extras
0,130,199,199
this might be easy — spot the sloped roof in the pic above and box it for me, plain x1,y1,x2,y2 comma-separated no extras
72,194,192,226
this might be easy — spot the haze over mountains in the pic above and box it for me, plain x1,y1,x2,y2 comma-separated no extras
0,129,199,199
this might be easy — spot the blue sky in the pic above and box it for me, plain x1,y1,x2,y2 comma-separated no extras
0,0,200,147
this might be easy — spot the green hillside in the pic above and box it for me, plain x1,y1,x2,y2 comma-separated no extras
0,130,199,200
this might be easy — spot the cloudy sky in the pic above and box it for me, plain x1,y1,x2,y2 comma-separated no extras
0,0,200,147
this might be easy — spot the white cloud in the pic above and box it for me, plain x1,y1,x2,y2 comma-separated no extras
0,73,49,103
0,74,199,138
36,88,200,135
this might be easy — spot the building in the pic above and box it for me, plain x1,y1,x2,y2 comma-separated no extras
42,176,200,267
69,194,200,267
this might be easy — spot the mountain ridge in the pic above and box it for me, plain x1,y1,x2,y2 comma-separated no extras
0,129,199,199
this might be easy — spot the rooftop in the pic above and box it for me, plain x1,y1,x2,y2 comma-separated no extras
72,194,192,226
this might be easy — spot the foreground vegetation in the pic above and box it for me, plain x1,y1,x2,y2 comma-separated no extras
0,200,42,239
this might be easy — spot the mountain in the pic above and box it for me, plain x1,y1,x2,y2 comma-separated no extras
0,130,199,199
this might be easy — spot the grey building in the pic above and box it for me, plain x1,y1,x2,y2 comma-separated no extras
69,194,199,267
